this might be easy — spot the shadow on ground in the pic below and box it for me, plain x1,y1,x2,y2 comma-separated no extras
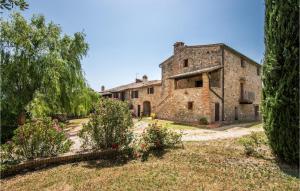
81,147,176,169
277,161,300,179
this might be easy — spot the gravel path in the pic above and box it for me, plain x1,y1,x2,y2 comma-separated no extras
133,120,263,141
65,118,89,153
66,118,263,153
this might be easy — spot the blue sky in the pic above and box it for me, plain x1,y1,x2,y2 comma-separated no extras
11,0,265,91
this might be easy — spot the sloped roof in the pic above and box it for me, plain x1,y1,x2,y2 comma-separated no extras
159,43,260,67
100,80,161,94
169,65,223,79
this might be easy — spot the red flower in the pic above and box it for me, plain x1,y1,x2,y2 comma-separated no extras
112,143,118,149
155,141,161,147
134,152,141,158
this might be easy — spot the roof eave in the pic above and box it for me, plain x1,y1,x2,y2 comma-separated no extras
169,65,223,79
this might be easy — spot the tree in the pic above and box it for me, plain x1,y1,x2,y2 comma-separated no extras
28,87,99,118
0,0,28,11
262,0,299,164
0,13,89,125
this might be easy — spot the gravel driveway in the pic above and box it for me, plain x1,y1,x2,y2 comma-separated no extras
134,120,263,141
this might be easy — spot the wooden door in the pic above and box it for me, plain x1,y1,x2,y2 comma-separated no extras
235,107,238,120
215,103,220,121
137,105,141,117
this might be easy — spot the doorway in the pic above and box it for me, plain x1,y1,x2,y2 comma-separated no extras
215,103,220,121
137,105,141,117
143,101,151,117
254,105,259,120
235,107,238,120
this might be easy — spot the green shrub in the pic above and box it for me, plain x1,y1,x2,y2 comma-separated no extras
133,122,182,160
262,0,299,164
0,118,72,161
1,125,18,144
79,98,133,150
239,132,268,158
198,116,208,125
150,113,157,120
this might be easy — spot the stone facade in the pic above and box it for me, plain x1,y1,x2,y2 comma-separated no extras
100,42,262,124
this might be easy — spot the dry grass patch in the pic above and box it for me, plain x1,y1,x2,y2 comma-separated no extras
140,118,200,130
1,134,299,191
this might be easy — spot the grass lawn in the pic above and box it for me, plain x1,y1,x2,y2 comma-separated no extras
140,117,200,130
1,132,299,191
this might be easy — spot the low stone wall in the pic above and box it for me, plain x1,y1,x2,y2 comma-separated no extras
1,149,120,178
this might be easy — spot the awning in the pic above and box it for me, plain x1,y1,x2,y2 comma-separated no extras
169,65,223,79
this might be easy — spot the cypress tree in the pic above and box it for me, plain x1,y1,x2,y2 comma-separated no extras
262,0,299,164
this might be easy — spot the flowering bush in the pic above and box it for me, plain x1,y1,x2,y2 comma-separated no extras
1,118,72,161
132,122,182,160
79,98,133,150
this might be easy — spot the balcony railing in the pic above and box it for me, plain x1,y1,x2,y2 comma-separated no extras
239,91,255,104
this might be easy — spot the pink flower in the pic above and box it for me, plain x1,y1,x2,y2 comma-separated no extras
52,123,62,132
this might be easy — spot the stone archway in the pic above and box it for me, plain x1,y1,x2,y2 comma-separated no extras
143,101,151,116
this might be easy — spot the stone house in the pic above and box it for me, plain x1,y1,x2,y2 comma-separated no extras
100,42,262,124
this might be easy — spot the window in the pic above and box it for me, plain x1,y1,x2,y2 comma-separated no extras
240,83,244,100
183,59,188,67
188,101,193,110
113,93,119,98
241,59,245,68
147,87,154,94
131,90,139,99
257,66,260,75
195,80,203,87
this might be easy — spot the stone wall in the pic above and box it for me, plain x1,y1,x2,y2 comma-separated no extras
158,43,261,124
157,73,212,123
128,84,162,116
158,44,223,123
223,49,262,122
176,75,202,89
161,44,222,98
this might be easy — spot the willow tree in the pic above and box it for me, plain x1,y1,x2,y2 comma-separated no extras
0,13,89,125
0,0,28,11
28,87,99,118
262,0,299,164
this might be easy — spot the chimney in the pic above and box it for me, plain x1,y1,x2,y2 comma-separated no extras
101,85,105,92
135,78,142,83
142,75,148,82
173,41,185,54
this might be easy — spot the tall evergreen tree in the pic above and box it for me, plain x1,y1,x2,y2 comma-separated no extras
262,0,299,164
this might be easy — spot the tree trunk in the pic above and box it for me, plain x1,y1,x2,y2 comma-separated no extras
17,111,26,125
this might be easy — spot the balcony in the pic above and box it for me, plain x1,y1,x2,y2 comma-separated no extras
239,91,255,104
